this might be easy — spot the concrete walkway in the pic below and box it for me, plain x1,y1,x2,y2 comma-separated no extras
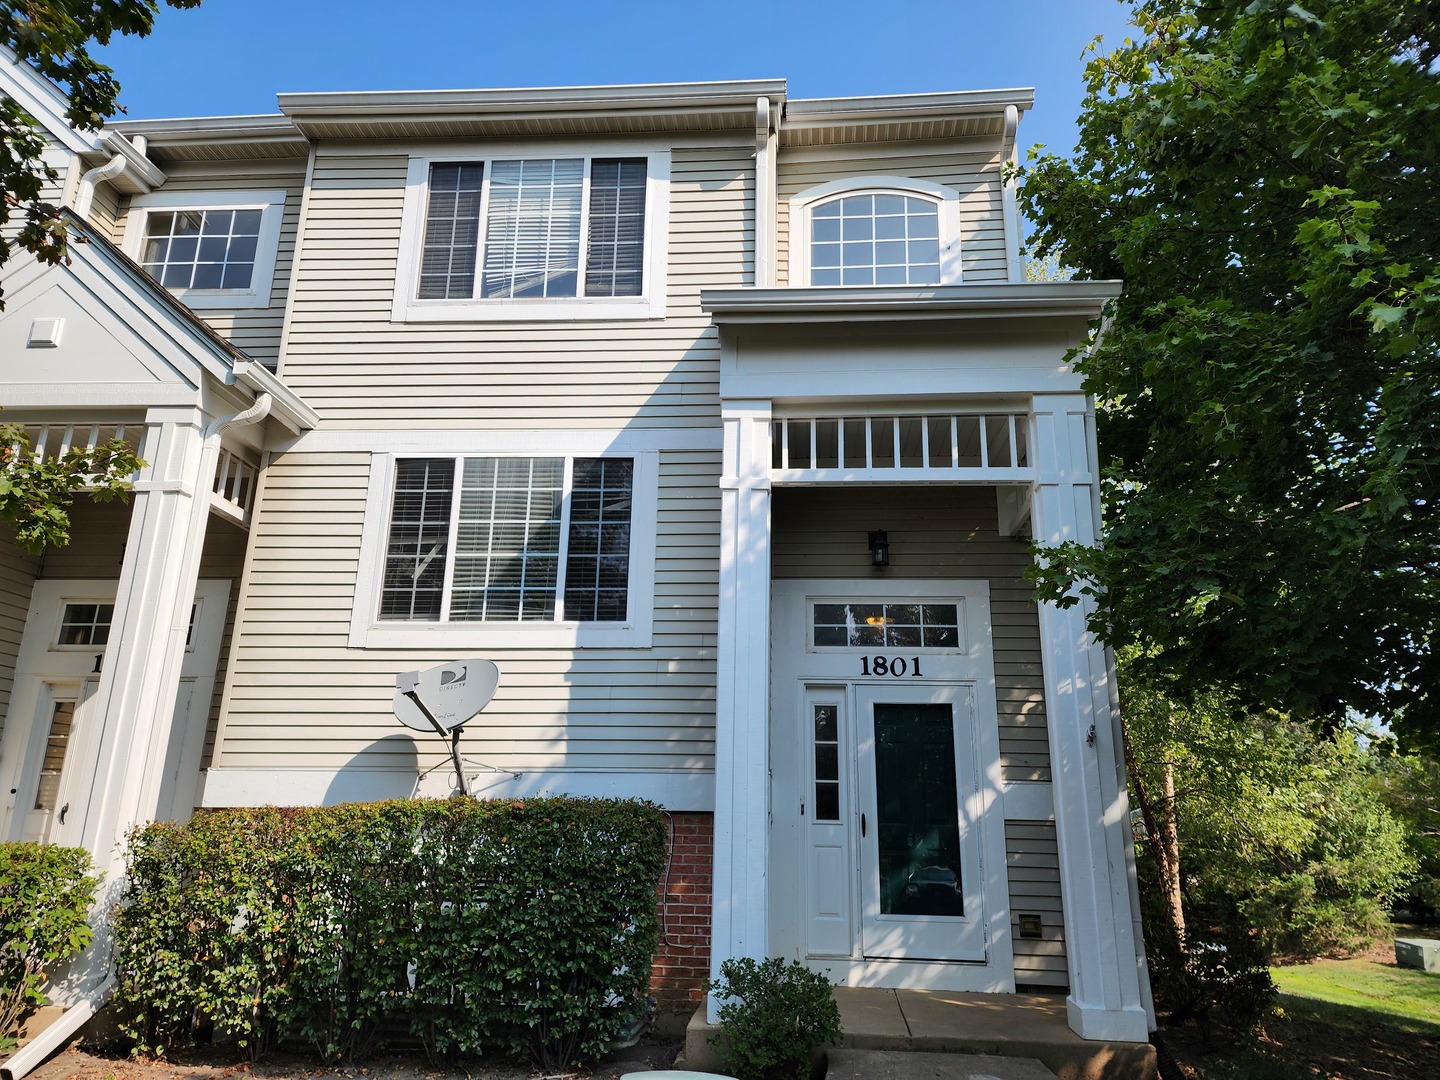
684,989,1157,1080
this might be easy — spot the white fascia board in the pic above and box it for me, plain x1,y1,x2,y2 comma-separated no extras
278,79,788,118
702,282,1123,323
785,87,1036,122
0,45,100,155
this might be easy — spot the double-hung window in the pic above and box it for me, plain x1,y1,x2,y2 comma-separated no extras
356,451,657,648
394,148,669,321
122,190,286,309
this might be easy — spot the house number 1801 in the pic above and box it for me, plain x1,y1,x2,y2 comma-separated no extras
859,655,924,677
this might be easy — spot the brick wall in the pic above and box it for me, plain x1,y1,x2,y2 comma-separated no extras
650,810,713,1020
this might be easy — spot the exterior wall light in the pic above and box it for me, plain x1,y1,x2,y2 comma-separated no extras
868,530,891,569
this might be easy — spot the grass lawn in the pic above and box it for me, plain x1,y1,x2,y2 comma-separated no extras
1160,951,1440,1079
1272,956,1440,1033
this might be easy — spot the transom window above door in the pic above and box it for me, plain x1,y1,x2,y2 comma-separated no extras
393,148,670,321
789,175,962,287
812,602,962,650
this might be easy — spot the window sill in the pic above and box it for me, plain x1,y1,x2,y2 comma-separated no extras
167,288,273,310
391,296,664,323
351,621,653,650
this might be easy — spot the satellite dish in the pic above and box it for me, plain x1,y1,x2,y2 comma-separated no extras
393,659,500,732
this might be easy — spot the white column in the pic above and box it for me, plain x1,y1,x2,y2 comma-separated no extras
54,405,214,871
708,399,773,1023
1030,393,1152,1043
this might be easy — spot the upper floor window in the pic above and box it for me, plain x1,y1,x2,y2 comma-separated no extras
122,190,286,309
393,146,669,322
789,175,962,288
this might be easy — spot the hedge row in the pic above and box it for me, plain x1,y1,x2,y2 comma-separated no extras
0,843,97,1050
111,798,666,1067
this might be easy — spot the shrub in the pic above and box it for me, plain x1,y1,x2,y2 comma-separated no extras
111,797,665,1068
0,843,97,1050
707,956,842,1080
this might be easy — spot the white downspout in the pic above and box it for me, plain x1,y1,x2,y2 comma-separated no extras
72,154,125,218
0,978,113,1080
1002,103,1025,283
753,96,776,288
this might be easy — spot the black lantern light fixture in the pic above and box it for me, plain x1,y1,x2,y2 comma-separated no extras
868,530,891,569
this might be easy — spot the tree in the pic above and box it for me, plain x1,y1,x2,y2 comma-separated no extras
2,0,200,306
1019,0,1440,747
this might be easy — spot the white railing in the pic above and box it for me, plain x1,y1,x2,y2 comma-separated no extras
7,423,145,483
770,412,1032,482
211,446,258,525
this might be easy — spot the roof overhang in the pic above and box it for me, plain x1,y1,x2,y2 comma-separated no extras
780,89,1034,147
272,79,789,141
106,114,310,163
701,282,1122,325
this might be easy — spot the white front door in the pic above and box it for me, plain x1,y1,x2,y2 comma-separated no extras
770,579,1014,991
0,579,230,842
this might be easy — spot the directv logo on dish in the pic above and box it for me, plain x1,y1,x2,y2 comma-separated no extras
439,665,467,689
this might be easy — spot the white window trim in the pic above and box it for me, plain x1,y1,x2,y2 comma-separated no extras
788,175,962,287
121,189,286,310
350,448,658,649
392,141,670,323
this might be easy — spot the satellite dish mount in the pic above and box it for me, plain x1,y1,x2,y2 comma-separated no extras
394,659,500,797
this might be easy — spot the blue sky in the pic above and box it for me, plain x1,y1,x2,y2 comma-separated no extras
95,0,1137,161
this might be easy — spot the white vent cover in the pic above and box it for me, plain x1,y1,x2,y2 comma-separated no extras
27,318,63,348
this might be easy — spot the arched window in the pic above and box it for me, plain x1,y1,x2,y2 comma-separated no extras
790,176,961,287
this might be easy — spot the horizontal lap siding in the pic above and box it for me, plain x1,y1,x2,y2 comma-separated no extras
213,449,721,776
0,528,42,742
771,486,1049,783
775,140,1007,285
277,142,752,428
1006,820,1068,988
115,160,307,367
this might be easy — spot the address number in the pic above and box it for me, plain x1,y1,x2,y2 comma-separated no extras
859,655,924,677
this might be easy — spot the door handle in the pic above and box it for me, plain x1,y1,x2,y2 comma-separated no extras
58,802,69,824
860,813,866,838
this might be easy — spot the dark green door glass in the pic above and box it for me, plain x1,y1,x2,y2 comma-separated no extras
873,702,964,917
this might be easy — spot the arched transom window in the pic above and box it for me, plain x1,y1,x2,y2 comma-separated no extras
810,193,940,286
791,175,962,287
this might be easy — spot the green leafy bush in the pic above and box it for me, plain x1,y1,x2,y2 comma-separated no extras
112,798,664,1068
707,956,841,1080
0,843,97,1050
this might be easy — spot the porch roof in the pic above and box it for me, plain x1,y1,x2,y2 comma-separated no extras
701,282,1122,325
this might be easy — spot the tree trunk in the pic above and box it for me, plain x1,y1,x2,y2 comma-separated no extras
1121,709,1186,947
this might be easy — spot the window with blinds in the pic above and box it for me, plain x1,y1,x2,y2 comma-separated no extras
380,456,633,624
416,157,647,302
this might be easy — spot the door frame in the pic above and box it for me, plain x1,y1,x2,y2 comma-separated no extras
0,578,230,843
769,577,1015,992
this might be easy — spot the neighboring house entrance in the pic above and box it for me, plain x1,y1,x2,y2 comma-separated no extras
769,578,1014,991
0,579,230,843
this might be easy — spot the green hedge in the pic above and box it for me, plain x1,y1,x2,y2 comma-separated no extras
111,798,665,1068
0,843,97,1050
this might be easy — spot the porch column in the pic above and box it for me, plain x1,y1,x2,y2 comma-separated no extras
55,405,213,868
709,398,773,1022
1030,393,1152,1043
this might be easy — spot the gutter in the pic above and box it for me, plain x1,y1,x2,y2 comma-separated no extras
0,977,114,1080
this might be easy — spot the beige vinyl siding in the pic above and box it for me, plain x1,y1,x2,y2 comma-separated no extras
37,499,130,580
115,160,307,367
1006,819,1068,988
276,141,753,428
775,139,1008,286
212,448,721,777
0,527,43,742
771,486,1048,783
86,180,126,245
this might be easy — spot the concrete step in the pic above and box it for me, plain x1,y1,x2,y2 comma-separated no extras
829,1049,1058,1079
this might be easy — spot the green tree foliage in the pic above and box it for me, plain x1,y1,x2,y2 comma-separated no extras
1125,667,1415,962
1020,0,1440,745
0,422,143,550
2,0,201,306
1373,748,1440,915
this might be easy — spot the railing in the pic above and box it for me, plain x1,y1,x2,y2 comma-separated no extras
6,423,145,482
770,412,1032,482
211,446,258,525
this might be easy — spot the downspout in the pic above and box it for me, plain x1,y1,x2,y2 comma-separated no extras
2,394,275,1080
0,978,114,1080
1001,103,1025,283
72,153,126,219
754,96,776,287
